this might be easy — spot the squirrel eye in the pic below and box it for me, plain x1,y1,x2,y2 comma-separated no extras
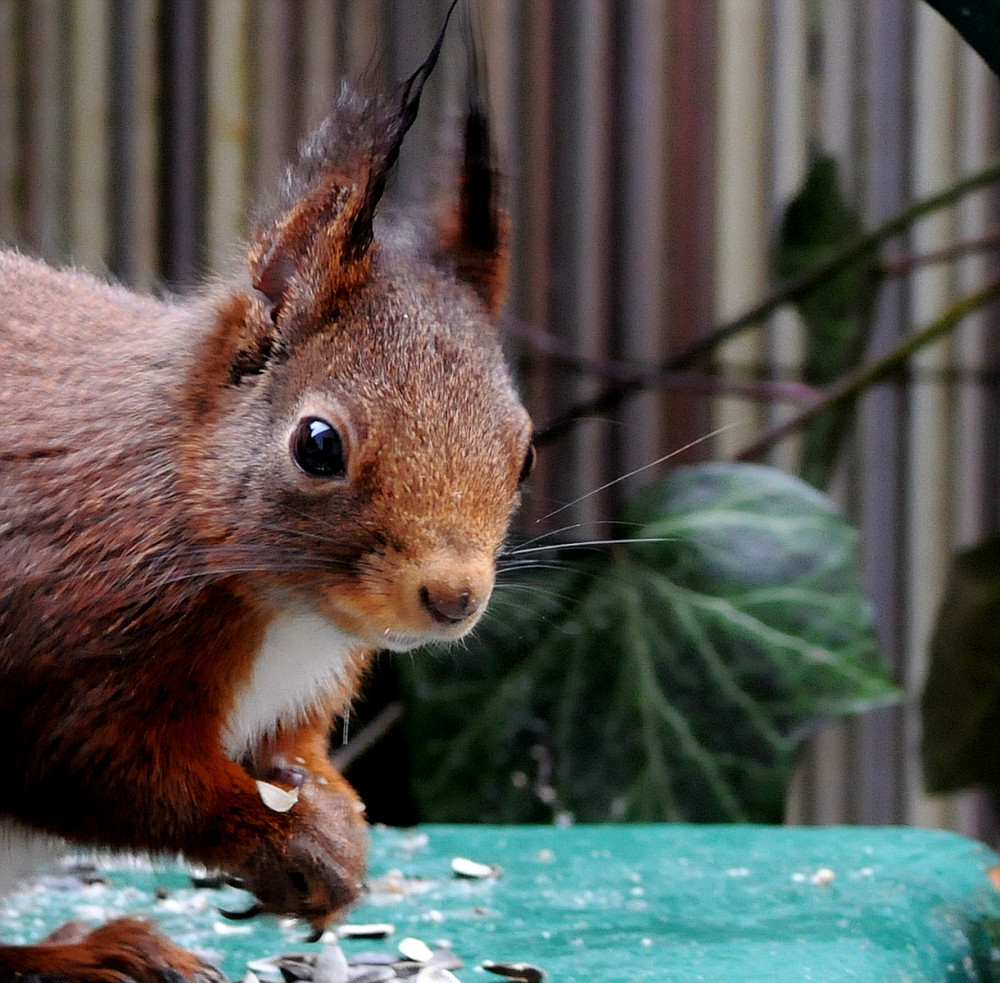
291,417,347,479
518,443,536,484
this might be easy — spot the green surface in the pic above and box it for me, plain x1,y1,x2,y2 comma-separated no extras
3,825,1000,982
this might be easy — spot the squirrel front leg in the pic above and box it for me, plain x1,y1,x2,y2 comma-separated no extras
177,720,368,932
220,709,369,930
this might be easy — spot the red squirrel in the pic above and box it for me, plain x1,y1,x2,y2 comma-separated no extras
0,12,532,982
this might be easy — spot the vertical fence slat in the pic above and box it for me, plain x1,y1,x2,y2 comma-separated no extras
614,0,669,498
853,0,914,826
26,0,67,261
663,0,715,464
161,0,206,287
767,0,808,474
712,1,769,459
907,4,960,831
550,1,613,530
0,2,19,244
69,1,110,271
206,0,250,271
108,0,159,288
302,0,338,129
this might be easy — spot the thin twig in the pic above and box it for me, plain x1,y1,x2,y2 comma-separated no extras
734,278,1000,463
882,229,1000,277
331,700,405,772
502,315,820,405
535,156,1000,446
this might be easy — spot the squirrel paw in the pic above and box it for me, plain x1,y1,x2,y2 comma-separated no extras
236,779,368,932
0,917,225,983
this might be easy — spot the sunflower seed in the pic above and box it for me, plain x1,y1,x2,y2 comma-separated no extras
255,780,300,812
450,857,499,879
338,923,396,940
348,967,396,983
312,945,350,983
398,937,434,963
481,960,547,982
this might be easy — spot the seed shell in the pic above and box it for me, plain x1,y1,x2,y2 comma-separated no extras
481,960,547,983
255,780,300,813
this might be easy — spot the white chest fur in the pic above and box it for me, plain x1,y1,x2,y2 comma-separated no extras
222,612,360,761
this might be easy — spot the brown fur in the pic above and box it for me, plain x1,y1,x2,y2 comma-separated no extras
0,37,530,983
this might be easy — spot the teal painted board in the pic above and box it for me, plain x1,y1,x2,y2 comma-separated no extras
2,825,999,982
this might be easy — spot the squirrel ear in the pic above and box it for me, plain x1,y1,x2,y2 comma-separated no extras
435,81,509,320
247,0,459,327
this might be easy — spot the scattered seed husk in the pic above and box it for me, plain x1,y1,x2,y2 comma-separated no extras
348,952,397,967
391,962,422,980
413,969,461,983
347,967,396,983
810,867,836,886
246,956,300,983
425,949,463,972
337,923,396,940
256,780,300,812
189,868,229,889
481,961,547,983
450,856,499,879
279,961,314,983
397,937,434,963
312,945,350,983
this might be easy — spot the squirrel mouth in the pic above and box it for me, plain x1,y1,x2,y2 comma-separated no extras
377,621,478,653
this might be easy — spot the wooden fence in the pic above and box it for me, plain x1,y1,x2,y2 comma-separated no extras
2,0,999,839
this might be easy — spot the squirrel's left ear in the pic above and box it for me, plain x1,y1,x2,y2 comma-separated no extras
435,85,509,321
248,0,459,329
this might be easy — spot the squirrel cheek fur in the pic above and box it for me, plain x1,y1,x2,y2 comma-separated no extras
0,13,532,981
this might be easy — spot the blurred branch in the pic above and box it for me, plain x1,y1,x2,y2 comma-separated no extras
734,278,1000,463
503,316,820,407
534,156,1000,447
331,701,404,773
882,229,1000,277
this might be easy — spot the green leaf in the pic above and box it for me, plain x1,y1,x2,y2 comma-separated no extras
773,156,881,489
400,463,898,824
922,536,1000,800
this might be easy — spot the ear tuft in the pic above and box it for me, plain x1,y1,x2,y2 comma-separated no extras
435,99,510,319
246,1,460,330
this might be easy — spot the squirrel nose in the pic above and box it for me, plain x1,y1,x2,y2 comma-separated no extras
419,583,480,624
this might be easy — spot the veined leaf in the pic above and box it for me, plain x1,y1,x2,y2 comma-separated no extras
400,463,898,824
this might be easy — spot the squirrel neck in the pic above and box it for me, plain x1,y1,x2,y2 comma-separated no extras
222,610,368,762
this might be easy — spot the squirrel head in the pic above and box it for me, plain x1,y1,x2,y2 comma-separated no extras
182,17,532,650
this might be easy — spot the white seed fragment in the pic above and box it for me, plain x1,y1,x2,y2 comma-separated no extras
414,969,461,983
313,944,350,983
337,923,396,939
255,780,299,813
398,937,435,963
810,867,836,886
451,856,500,879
